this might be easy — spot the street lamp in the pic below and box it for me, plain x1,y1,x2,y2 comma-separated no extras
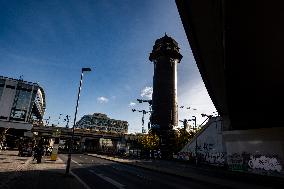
191,116,197,129
137,99,152,105
136,99,153,130
44,116,51,126
132,109,149,133
65,67,91,174
191,115,198,166
64,115,71,128
179,119,188,130
57,114,62,125
179,106,190,109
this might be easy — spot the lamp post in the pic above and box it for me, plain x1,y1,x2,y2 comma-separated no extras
191,116,197,130
64,115,71,128
132,109,149,133
201,113,213,125
136,99,153,130
191,115,198,166
44,116,50,126
179,119,188,131
57,114,62,126
65,67,91,175
137,99,152,106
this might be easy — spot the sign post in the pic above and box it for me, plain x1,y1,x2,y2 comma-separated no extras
51,129,61,161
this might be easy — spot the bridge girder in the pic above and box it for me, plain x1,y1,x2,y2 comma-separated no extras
176,0,284,130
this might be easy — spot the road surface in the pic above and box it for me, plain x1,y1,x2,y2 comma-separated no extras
59,154,222,189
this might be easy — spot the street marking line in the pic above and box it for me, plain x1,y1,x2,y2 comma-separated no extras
89,169,125,189
71,170,91,189
72,159,82,166
58,156,89,189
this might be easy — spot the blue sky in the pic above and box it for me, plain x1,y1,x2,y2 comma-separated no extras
0,0,216,133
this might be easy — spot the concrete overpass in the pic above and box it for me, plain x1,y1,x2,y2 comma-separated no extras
31,126,123,140
175,0,284,130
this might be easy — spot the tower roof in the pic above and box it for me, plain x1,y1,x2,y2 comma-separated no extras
154,33,179,47
149,34,183,62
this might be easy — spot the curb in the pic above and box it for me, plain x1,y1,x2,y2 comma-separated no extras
87,154,284,188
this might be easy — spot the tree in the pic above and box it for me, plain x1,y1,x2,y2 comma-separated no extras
139,131,159,151
173,127,195,153
137,131,159,159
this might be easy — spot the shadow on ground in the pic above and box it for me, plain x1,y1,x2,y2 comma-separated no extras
0,169,84,189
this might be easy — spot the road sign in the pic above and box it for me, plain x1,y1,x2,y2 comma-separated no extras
50,144,59,161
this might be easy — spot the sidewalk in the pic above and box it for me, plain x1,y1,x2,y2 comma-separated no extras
0,150,84,189
87,153,284,189
0,150,32,189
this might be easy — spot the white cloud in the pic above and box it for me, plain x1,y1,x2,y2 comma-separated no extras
178,80,216,126
141,86,153,99
129,102,136,107
97,96,109,103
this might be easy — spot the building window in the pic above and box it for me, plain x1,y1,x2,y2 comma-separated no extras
10,89,32,121
0,79,5,101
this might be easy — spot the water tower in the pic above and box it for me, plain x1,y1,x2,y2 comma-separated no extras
149,34,182,159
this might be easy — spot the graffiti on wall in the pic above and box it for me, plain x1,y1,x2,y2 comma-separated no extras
197,142,225,166
177,151,193,160
227,153,250,172
202,143,213,151
248,155,282,173
178,142,225,166
227,153,283,174
202,152,225,165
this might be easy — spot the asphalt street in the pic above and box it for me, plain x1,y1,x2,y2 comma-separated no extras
59,154,223,189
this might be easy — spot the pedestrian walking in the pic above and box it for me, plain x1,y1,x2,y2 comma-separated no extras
33,145,43,163
33,145,38,161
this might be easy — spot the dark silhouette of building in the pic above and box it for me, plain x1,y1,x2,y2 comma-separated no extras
149,34,182,159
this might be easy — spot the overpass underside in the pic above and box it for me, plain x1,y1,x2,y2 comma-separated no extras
175,1,284,176
176,0,284,130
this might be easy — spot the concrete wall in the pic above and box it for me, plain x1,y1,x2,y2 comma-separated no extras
223,127,284,176
178,117,226,166
178,117,284,177
0,120,32,130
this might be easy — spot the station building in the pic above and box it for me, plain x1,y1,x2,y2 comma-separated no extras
0,76,46,147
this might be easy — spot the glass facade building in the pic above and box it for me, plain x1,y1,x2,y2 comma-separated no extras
0,76,46,130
